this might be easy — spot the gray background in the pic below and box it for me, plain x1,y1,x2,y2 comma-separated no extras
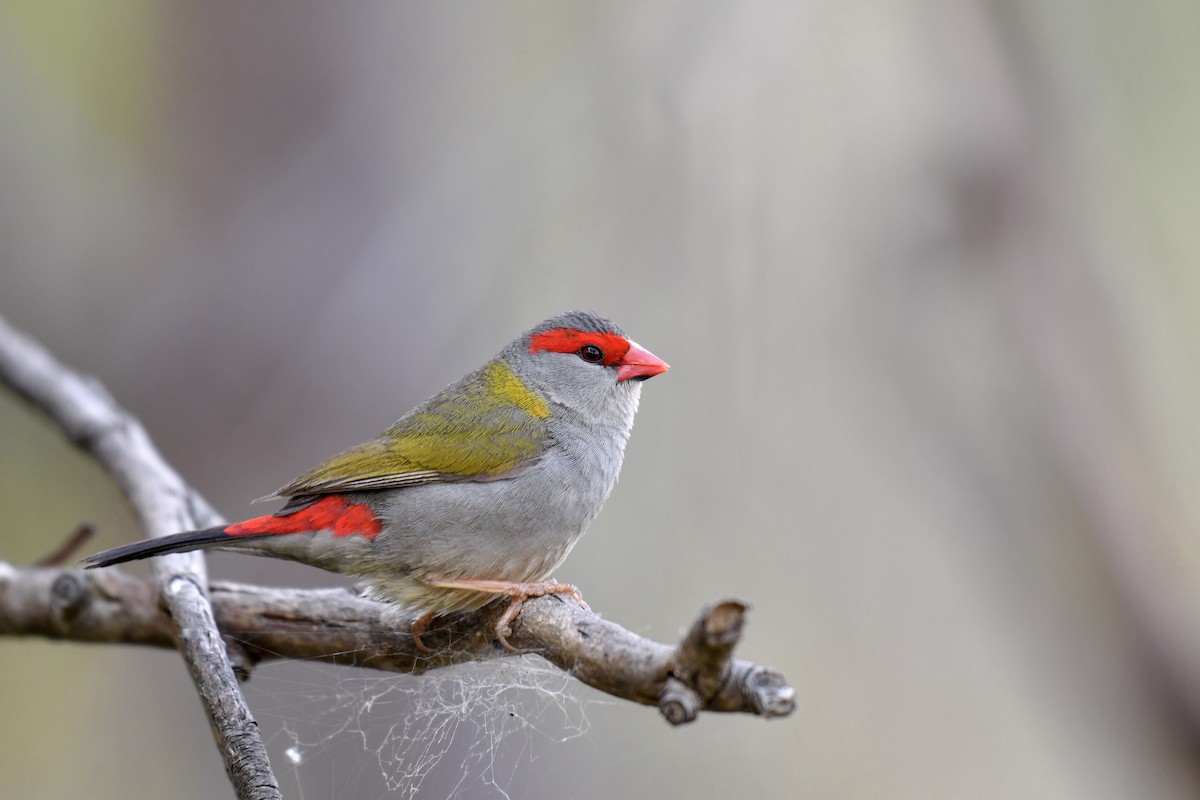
3,2,1200,798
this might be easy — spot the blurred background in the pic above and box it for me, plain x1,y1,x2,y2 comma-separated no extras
3,1,1200,798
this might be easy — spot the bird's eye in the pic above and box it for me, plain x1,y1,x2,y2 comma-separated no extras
578,344,604,364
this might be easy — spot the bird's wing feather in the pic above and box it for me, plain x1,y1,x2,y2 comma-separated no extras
272,361,552,499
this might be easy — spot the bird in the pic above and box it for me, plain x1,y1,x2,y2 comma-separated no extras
82,311,668,651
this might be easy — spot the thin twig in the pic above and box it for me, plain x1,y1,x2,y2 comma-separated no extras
35,523,96,567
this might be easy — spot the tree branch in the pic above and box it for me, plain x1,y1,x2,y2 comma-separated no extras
0,315,281,800
0,562,795,722
0,311,794,795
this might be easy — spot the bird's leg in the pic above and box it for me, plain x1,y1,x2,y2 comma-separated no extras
410,611,436,654
424,577,583,602
421,577,585,653
493,597,526,654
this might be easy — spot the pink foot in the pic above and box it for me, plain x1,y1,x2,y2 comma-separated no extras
421,577,585,653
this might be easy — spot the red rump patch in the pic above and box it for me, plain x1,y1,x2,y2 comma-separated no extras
529,329,631,366
226,495,383,539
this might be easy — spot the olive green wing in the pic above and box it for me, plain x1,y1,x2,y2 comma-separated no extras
272,361,552,498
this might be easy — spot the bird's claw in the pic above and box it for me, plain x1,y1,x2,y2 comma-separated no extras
411,611,436,653
420,576,587,653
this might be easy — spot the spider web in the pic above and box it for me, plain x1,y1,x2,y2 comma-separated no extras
243,653,604,799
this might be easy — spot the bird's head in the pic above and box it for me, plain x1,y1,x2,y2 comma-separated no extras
505,311,669,425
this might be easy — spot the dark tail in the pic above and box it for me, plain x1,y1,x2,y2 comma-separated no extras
81,527,269,569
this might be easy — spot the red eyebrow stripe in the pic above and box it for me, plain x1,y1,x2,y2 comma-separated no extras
529,329,631,366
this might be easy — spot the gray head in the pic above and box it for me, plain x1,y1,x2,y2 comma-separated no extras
501,311,669,428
